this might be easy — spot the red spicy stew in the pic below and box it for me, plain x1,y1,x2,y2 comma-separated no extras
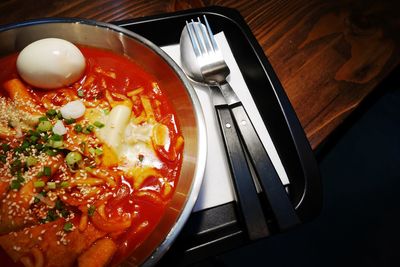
0,45,184,267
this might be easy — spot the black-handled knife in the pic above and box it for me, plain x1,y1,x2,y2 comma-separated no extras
212,86,270,240
218,82,300,231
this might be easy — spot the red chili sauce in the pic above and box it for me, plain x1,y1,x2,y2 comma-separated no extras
0,45,184,267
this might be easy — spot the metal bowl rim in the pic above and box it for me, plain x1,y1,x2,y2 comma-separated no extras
0,17,207,266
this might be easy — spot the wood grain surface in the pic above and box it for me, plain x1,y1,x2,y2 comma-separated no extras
0,0,399,149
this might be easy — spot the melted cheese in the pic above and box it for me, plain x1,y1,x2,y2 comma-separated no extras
93,104,163,172
125,123,153,145
119,142,163,170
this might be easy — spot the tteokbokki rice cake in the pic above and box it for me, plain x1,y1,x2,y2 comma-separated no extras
0,20,204,267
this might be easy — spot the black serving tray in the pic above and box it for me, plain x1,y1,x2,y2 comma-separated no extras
113,6,322,266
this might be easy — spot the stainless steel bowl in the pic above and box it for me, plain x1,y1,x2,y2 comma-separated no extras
0,18,207,266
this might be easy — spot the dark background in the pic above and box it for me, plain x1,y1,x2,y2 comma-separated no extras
205,66,400,267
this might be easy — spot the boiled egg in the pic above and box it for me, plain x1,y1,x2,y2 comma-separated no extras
16,38,86,89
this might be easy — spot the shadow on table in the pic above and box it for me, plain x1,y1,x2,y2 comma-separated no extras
200,66,400,267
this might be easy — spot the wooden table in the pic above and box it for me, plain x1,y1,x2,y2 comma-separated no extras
1,0,399,149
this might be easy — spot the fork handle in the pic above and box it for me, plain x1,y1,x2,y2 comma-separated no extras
215,103,270,240
230,102,301,230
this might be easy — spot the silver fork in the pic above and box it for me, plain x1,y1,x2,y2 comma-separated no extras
183,17,238,105
180,16,300,236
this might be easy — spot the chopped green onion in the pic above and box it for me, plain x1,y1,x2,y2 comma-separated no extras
55,199,63,210
88,147,95,155
38,116,49,122
61,209,70,218
82,125,94,134
41,132,49,142
10,180,21,190
28,129,40,136
74,124,83,133
64,118,76,125
16,172,25,183
47,182,56,189
45,148,58,156
65,151,82,168
11,159,21,168
13,146,23,154
77,89,84,98
94,148,103,156
26,156,38,167
0,154,6,164
35,143,44,151
50,134,62,141
29,135,39,143
49,140,63,148
20,141,30,150
79,142,86,153
34,192,46,204
93,121,104,128
46,209,58,222
46,109,57,119
60,181,70,188
54,200,69,219
63,222,73,232
34,180,45,188
10,159,22,175
37,121,52,132
43,166,51,177
84,166,93,172
38,166,52,177
88,205,96,217
1,144,10,152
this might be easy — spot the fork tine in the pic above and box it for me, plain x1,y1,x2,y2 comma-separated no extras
186,20,201,57
191,18,207,55
203,15,218,52
187,16,217,57
197,17,213,53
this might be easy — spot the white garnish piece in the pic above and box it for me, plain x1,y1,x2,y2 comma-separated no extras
60,100,86,119
53,120,67,135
